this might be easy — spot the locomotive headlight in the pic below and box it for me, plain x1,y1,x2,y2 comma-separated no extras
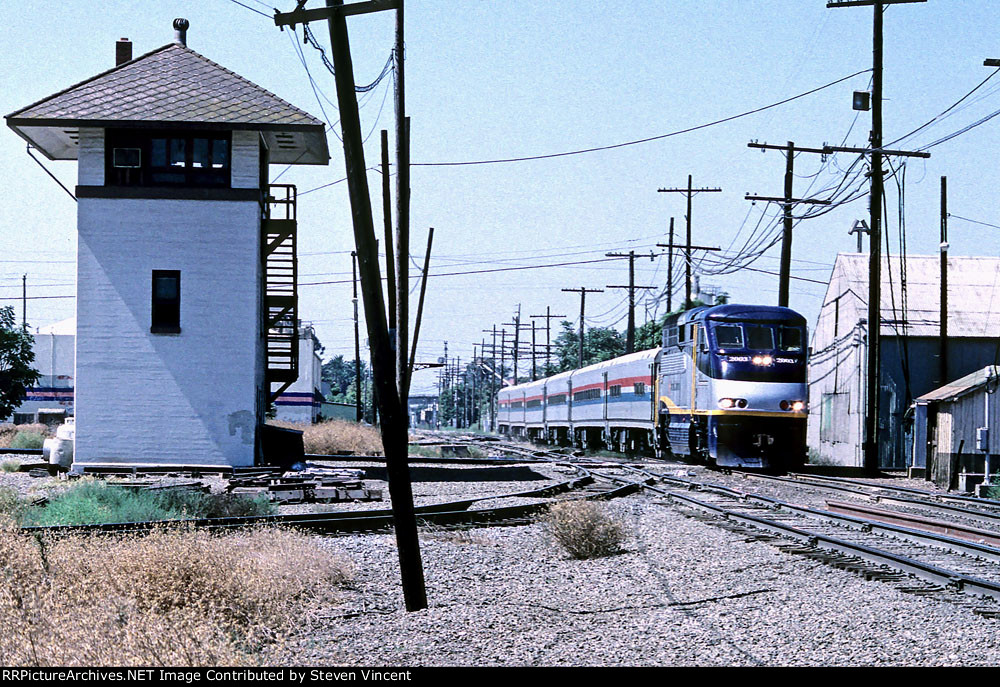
718,398,735,409
791,400,805,412
751,355,773,366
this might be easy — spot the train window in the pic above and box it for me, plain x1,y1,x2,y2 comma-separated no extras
746,325,774,350
609,385,622,398
714,325,743,348
677,326,685,343
667,326,678,346
526,399,542,408
779,326,804,352
634,382,646,396
548,394,566,405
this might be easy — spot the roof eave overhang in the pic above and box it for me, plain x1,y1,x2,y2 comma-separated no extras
5,118,330,165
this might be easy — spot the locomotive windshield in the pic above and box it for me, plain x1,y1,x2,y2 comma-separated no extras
715,325,743,347
711,323,805,352
705,320,807,382
745,325,773,350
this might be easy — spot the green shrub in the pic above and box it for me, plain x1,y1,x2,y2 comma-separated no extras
542,500,627,560
10,431,44,450
1,460,20,473
20,481,275,527
0,487,24,521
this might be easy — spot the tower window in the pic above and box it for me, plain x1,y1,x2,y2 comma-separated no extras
151,270,181,334
107,129,231,187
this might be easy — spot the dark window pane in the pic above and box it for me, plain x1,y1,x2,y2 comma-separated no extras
151,139,167,167
780,326,804,352
715,325,743,348
151,270,181,333
746,326,774,350
153,276,178,300
192,138,209,168
169,139,186,167
113,148,141,168
212,139,229,169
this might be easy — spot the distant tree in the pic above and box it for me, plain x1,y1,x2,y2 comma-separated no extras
0,306,40,421
553,322,625,372
635,315,666,351
321,354,370,407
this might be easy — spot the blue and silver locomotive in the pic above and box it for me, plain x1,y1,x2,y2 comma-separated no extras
497,303,808,471
659,304,807,469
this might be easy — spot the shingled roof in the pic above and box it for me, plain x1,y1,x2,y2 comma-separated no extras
6,42,328,164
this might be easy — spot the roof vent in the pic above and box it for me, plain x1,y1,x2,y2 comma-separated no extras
116,38,132,66
173,18,189,47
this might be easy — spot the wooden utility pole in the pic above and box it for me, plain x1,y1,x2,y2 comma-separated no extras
656,240,721,309
380,130,396,330
657,176,721,309
745,141,831,307
275,0,425,612
940,176,948,388
405,227,433,395
605,250,656,353
666,218,674,312
351,252,362,421
482,325,499,430
530,307,566,378
562,287,603,368
394,1,410,413
828,0,928,475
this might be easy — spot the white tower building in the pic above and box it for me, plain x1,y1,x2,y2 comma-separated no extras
6,22,328,469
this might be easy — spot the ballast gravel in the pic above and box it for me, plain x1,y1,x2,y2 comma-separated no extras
284,492,1000,667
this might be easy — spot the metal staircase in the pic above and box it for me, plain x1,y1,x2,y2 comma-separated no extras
263,184,298,402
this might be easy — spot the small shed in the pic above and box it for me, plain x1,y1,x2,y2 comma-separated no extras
912,366,1000,490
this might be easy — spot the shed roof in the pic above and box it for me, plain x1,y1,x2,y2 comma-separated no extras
916,365,1000,403
6,42,328,164
828,253,1000,338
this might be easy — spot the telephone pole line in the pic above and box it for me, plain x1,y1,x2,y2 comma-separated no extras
827,0,928,476
530,306,566,377
562,287,603,367
745,141,831,307
655,240,721,310
658,175,721,309
605,250,656,353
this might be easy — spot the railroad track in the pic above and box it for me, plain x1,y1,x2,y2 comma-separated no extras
734,471,1000,534
19,452,644,537
631,468,1000,615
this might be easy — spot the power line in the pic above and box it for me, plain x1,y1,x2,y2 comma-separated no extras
410,69,871,167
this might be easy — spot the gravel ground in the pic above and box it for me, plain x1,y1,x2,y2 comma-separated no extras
6,453,1000,666
277,491,1000,667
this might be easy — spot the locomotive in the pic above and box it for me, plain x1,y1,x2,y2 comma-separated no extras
496,304,808,470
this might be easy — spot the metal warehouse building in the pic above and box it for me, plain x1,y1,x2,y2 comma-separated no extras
808,253,1000,470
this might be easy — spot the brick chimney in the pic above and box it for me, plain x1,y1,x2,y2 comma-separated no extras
116,38,132,66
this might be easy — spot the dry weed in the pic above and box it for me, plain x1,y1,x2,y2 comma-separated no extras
0,524,354,666
542,500,628,560
0,423,50,449
270,419,383,456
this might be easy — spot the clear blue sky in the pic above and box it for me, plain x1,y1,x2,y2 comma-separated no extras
2,1,999,394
